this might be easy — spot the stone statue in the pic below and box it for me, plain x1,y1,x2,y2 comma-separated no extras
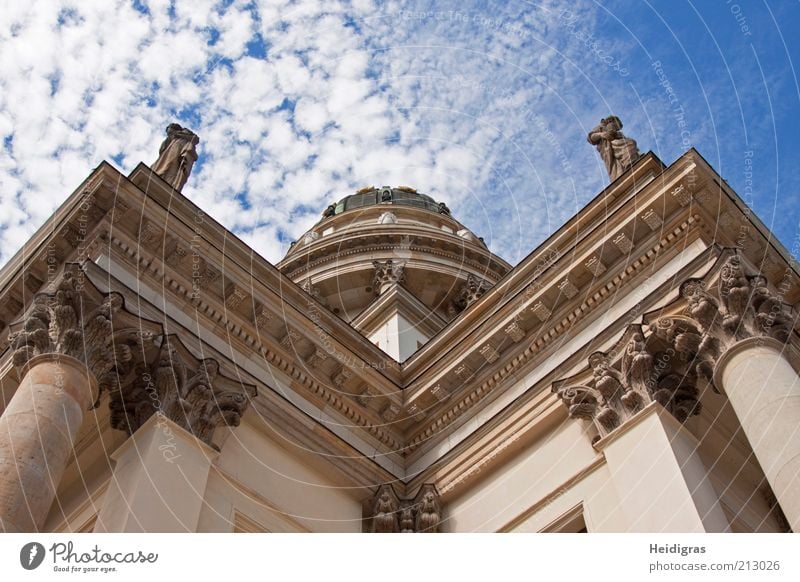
414,485,441,532
322,204,336,218
152,123,199,192
587,116,641,181
371,486,399,532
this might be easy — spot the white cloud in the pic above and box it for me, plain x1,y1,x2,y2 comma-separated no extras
2,0,775,270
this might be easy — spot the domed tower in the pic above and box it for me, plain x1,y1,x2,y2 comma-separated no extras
277,186,511,362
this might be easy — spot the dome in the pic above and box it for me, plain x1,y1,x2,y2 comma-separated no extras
277,186,511,360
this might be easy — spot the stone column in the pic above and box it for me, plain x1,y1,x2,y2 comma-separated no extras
714,337,800,532
597,403,729,532
94,414,217,532
0,354,98,532
0,266,153,533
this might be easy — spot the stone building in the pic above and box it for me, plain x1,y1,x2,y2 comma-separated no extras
0,124,797,533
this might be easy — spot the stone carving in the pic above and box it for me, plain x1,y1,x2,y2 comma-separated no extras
553,325,701,439
558,278,579,299
8,264,255,447
613,232,634,254
414,484,442,532
108,336,256,446
152,123,199,192
452,274,492,313
531,301,552,322
372,259,406,294
399,502,416,533
504,321,526,342
587,116,641,181
371,485,399,533
367,484,442,533
322,204,336,218
585,256,606,276
553,250,797,439
672,184,692,207
9,268,155,395
225,285,247,310
479,344,500,363
438,202,451,215
641,209,662,231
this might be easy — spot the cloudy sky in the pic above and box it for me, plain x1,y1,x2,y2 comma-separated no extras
1,0,798,267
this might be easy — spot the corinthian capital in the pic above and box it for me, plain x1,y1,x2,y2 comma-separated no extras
108,335,256,446
553,325,702,441
8,266,159,394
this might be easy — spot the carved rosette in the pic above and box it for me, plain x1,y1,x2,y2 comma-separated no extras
552,250,797,440
8,264,256,448
366,483,442,533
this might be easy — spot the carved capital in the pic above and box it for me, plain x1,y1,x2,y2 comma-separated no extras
552,325,701,440
8,267,157,395
553,250,798,440
109,336,256,446
453,274,492,313
372,259,406,294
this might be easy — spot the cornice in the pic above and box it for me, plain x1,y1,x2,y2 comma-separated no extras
402,213,705,456
100,231,406,454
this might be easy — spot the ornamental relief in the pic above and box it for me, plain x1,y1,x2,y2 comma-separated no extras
366,483,442,533
8,263,256,448
553,250,797,441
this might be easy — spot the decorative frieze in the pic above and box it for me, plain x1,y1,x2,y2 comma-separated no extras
225,285,248,310
381,403,400,422
367,484,441,533
454,362,473,382
407,403,426,421
280,328,301,350
356,386,378,406
165,243,187,267
254,306,273,329
305,348,329,368
111,199,130,224
332,367,354,388
429,384,450,402
139,221,163,248
671,184,692,207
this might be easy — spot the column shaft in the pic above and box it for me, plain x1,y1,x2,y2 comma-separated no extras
716,338,800,531
0,354,97,532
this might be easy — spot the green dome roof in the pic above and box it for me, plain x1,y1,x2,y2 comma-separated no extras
321,186,450,218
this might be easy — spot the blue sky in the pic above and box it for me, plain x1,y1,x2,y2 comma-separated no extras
1,0,798,266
